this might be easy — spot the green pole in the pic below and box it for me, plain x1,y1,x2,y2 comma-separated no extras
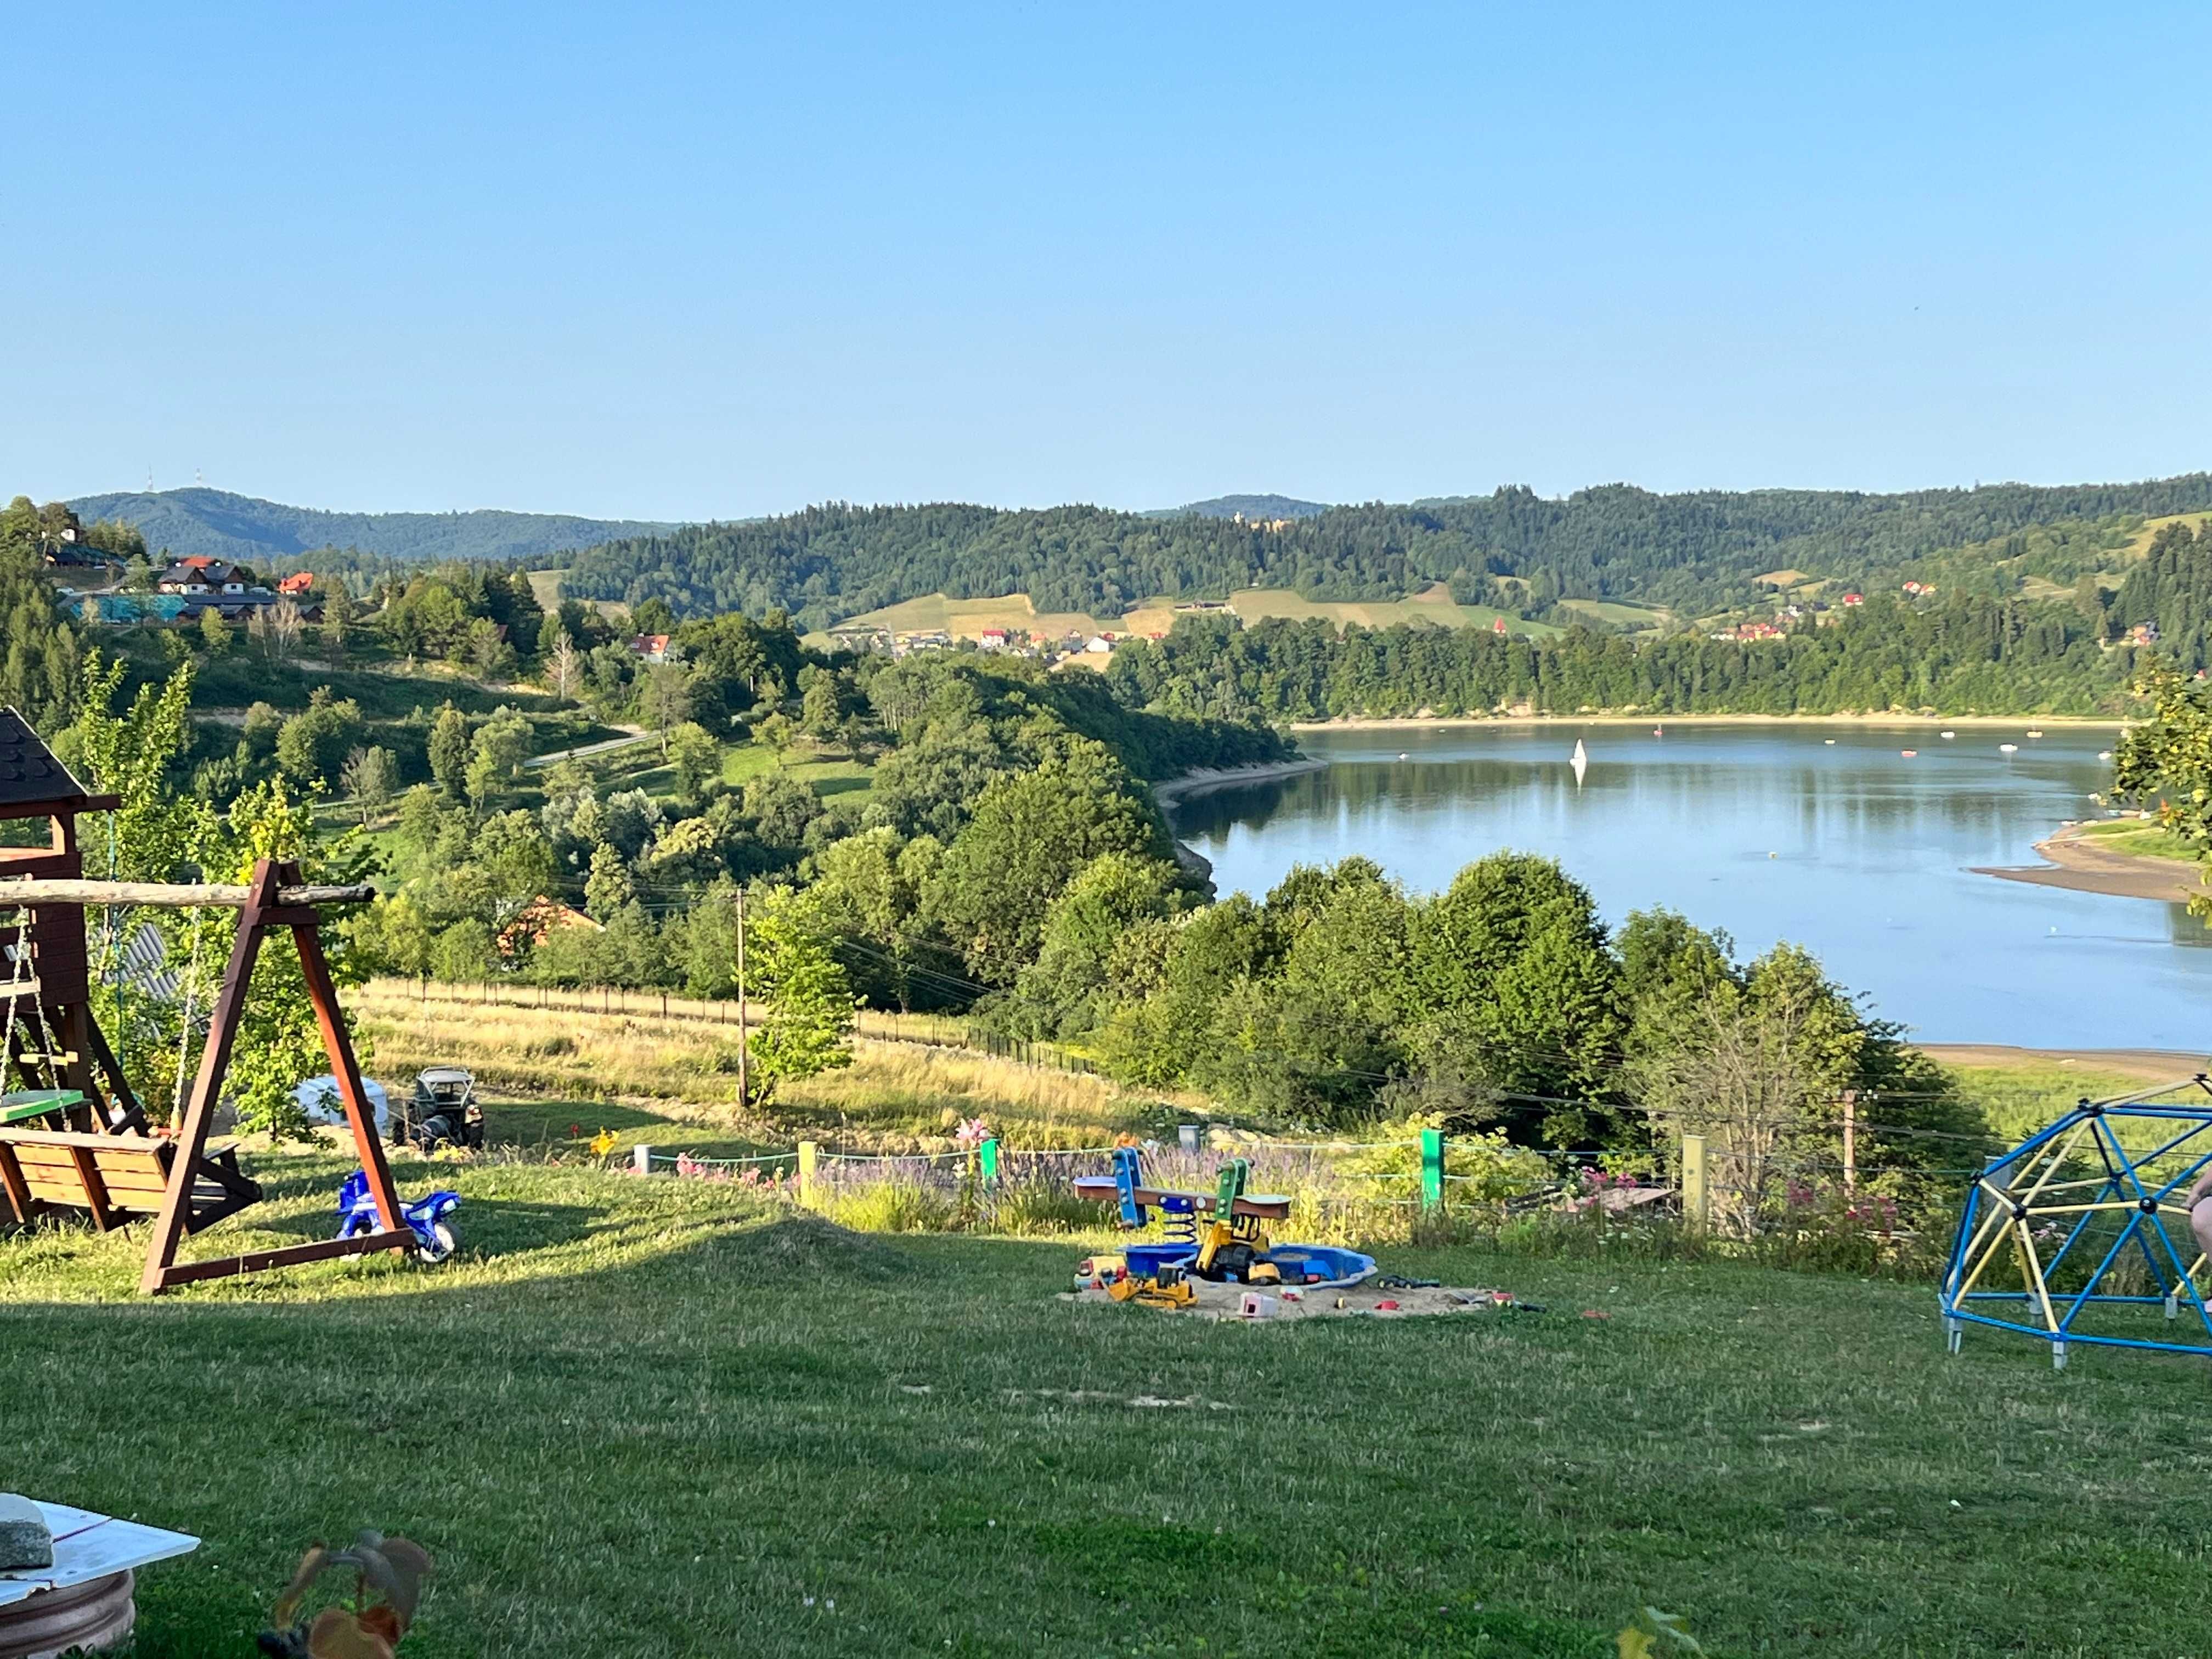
978,1136,1000,1187
1420,1128,1445,1211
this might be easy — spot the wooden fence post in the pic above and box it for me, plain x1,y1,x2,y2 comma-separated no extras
1420,1127,1445,1211
1681,1133,1708,1233
798,1140,819,1207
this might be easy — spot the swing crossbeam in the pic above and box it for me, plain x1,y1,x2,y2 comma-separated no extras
0,878,376,911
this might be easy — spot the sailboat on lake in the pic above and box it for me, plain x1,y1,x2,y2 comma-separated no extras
1571,737,1589,787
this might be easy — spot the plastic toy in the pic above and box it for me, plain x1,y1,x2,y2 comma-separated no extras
337,1170,462,1264
1940,1079,2212,1367
1071,1149,1375,1296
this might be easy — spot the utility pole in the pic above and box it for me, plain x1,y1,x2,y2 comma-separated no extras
734,885,748,1108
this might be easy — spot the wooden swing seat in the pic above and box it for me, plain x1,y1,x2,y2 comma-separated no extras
0,1125,261,1235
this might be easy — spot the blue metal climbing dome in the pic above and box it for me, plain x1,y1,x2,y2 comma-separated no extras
1941,1078,2212,1368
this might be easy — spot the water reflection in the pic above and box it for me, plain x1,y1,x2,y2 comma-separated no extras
1175,723,2212,1047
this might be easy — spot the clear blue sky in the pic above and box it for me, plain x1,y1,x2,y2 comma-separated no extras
10,3,2209,520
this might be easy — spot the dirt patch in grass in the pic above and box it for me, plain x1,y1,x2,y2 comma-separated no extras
1068,1276,1541,1322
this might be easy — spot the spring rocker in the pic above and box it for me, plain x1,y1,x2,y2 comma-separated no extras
1940,1077,2212,1367
1071,1149,1374,1301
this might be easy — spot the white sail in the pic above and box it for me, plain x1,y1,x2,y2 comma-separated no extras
1571,737,1589,786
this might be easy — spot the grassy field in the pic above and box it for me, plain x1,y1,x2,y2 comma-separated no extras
825,587,1565,648
2072,816,2196,862
13,1147,2212,1657
1554,597,1674,631
351,984,1143,1152
12,1006,2212,1653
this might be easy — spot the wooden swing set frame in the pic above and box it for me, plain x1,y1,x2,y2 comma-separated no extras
0,861,405,1294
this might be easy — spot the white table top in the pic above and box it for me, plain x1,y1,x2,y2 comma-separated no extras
0,1501,200,1610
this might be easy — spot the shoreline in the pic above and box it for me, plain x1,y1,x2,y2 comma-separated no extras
1916,1043,2212,1081
1152,757,1329,806
1154,759,1329,888
1976,822,2204,906
1292,713,2126,731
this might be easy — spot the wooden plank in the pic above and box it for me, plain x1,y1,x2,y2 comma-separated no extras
66,1145,115,1231
0,1125,160,1149
79,1015,147,1133
0,878,375,910
154,1228,416,1288
293,902,405,1239
1069,1175,1293,1220
85,1164,174,1198
0,1139,40,1222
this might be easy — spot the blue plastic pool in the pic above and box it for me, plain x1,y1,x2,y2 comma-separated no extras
1119,1242,1375,1287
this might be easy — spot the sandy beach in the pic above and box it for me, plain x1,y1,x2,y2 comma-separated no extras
1976,821,2204,905
1152,757,1328,805
1917,1043,2212,1081
1292,712,2127,732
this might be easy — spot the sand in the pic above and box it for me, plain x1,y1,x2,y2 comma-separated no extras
1292,713,2127,732
1068,1277,1544,1322
1152,759,1328,806
1975,822,2204,905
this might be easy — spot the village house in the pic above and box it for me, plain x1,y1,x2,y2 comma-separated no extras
277,571,315,596
629,633,673,663
156,556,253,596
499,894,602,955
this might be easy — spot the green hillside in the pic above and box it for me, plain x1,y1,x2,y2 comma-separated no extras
561,476,2212,630
1159,492,1333,519
66,486,675,567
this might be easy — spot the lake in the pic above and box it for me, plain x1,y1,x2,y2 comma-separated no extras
1170,722,2212,1049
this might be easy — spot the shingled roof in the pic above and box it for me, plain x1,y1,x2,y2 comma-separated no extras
0,708,100,815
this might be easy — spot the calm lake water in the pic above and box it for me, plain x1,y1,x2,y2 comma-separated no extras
1172,723,2212,1048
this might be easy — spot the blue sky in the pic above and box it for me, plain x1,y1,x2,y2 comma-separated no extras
9,3,2209,519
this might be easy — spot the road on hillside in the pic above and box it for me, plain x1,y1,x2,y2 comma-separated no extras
524,725,653,769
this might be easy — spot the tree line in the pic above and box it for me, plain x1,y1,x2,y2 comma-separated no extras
1105,592,2136,719
559,477,2212,630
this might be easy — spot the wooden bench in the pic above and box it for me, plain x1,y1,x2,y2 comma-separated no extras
0,1127,260,1235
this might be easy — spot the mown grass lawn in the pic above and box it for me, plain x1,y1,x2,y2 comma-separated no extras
9,1151,2212,1657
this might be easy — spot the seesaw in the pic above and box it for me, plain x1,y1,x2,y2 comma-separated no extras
1073,1148,1373,1296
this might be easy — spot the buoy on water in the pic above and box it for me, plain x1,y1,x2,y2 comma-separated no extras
1941,730,1956,739
1824,738,1836,745
1901,749,1917,757
1999,743,2018,754
2028,729,2044,738
2098,750,2113,760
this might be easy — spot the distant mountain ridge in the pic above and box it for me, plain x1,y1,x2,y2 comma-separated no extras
1159,493,1331,520
66,487,676,568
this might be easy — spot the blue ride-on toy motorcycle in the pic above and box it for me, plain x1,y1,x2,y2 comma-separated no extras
336,1170,462,1263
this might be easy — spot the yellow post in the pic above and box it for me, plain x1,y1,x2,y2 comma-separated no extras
798,1141,819,1208
1681,1133,1708,1233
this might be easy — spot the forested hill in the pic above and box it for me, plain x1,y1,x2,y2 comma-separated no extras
66,487,675,567
560,476,2212,631
1162,494,1333,520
